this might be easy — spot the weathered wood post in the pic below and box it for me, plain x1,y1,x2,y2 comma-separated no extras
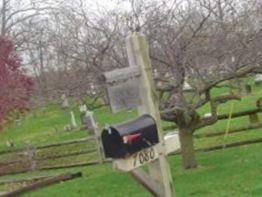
61,94,69,109
87,111,104,163
80,107,104,163
102,32,176,197
126,32,175,197
79,104,88,127
30,146,37,171
25,144,37,172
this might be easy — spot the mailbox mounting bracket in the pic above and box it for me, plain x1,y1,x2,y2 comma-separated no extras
102,33,176,197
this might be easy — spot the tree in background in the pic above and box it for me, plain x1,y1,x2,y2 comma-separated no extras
112,0,262,169
0,36,34,127
0,0,259,169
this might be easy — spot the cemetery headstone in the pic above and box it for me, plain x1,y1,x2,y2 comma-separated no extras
70,111,77,130
183,81,193,91
82,110,104,163
255,74,262,85
79,104,87,126
61,94,69,109
90,83,97,95
6,140,15,148
82,111,97,132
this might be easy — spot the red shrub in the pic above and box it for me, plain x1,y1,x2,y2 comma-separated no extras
0,37,34,124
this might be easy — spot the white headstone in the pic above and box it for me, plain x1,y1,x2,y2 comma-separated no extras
61,94,69,109
91,83,95,90
204,113,212,117
183,82,192,91
70,111,77,129
90,83,97,95
153,69,159,78
255,74,262,84
164,131,180,154
79,104,87,113
61,94,66,100
164,72,170,78
83,111,97,131
157,81,163,87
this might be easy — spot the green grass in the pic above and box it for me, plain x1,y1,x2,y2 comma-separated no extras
15,143,262,197
172,143,262,197
0,82,261,196
0,105,138,151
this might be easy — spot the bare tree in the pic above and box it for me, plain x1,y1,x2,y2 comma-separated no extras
112,0,262,169
7,0,260,170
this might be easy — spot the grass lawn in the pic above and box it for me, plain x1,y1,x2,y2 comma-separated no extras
14,142,262,197
0,81,261,196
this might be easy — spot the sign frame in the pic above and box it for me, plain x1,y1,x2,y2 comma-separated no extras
103,67,141,113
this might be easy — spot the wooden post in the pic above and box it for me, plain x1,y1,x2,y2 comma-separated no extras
126,32,175,197
130,168,162,196
94,125,104,163
86,111,104,163
30,146,37,171
61,94,69,109
2,172,82,197
25,145,37,172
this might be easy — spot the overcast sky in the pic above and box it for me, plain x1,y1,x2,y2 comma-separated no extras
84,0,131,11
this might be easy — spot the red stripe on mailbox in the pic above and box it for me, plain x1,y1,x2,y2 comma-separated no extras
124,133,141,144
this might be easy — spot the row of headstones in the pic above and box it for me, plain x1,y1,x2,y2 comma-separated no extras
155,70,262,91
61,73,262,130
182,74,262,93
61,94,104,163
61,94,96,132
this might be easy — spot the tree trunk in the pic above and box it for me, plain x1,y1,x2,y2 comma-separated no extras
1,0,6,36
179,128,197,169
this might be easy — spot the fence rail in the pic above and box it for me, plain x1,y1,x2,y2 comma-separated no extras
0,136,95,155
0,135,103,177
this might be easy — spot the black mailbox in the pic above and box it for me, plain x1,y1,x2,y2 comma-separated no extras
101,114,159,159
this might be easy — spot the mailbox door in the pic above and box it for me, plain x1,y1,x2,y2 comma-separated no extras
102,129,126,158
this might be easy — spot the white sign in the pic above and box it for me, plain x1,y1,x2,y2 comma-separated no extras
164,131,180,155
114,145,159,172
114,132,180,171
255,74,262,83
103,67,141,113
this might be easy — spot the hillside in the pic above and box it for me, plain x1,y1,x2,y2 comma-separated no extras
0,82,261,197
